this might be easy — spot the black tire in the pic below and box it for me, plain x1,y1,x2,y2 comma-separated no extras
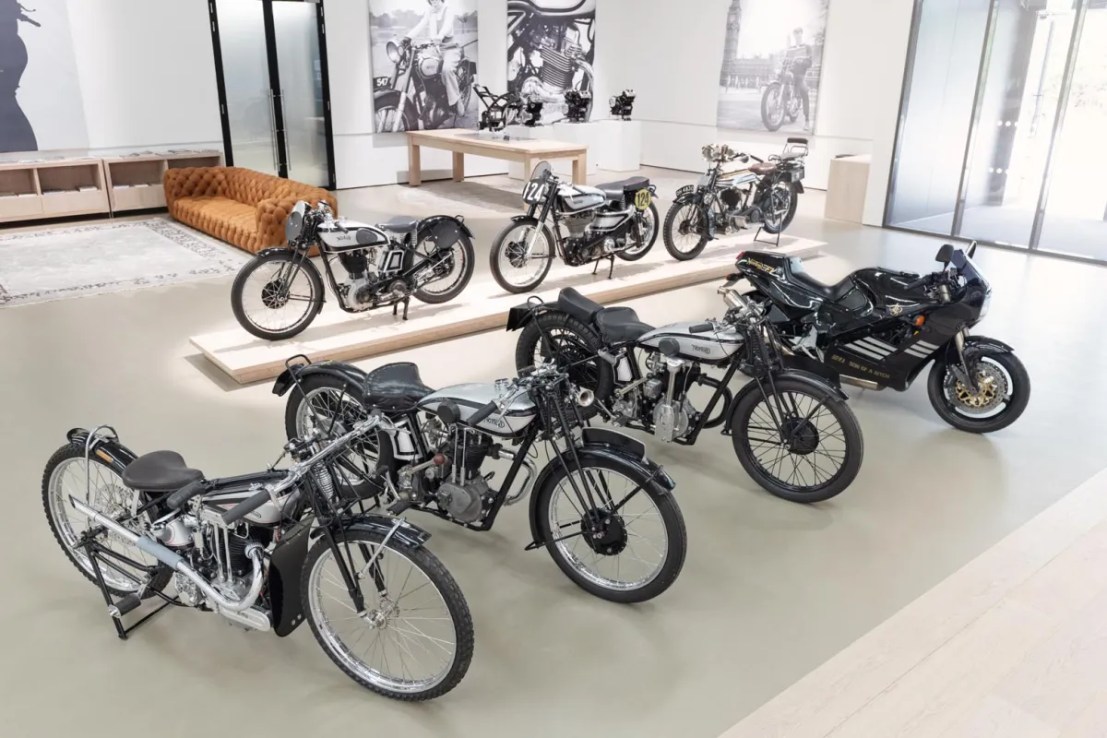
761,82,785,132
42,443,173,597
927,350,1030,433
663,198,710,261
231,250,324,341
617,201,660,261
412,233,476,305
489,219,554,294
761,182,798,235
514,312,614,418
533,454,687,603
301,529,474,701
729,377,864,503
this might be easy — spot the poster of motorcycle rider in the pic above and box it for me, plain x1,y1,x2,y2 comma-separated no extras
716,0,827,134
507,0,597,125
368,0,479,133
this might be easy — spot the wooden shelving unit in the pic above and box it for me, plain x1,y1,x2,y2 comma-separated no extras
103,151,223,214
0,158,110,223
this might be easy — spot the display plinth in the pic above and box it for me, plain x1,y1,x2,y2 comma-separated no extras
506,120,640,179
190,233,825,385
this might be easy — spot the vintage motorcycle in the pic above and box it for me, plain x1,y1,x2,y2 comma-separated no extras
42,413,473,700
489,161,659,294
761,57,806,132
278,352,688,604
512,286,865,503
663,139,807,261
733,243,1030,433
231,201,475,341
373,38,476,132
507,0,596,123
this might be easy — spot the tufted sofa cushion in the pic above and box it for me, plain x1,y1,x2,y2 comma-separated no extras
164,166,337,254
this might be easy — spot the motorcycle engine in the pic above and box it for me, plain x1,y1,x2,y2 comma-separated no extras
338,247,382,306
615,354,699,443
415,423,494,524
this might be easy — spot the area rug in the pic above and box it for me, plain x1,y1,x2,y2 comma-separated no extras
0,218,250,307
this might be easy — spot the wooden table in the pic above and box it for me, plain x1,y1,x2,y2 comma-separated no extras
406,128,588,186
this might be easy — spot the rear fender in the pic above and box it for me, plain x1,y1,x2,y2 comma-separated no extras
272,360,371,398
418,213,474,243
793,181,805,194
66,427,138,476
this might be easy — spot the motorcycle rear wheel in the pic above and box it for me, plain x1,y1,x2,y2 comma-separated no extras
761,182,798,235
618,201,660,261
411,233,475,304
514,311,614,418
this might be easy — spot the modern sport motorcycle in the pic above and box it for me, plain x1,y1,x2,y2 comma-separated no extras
373,38,476,132
278,351,687,604
663,139,807,261
733,243,1030,433
42,414,473,701
761,57,806,132
507,0,596,123
231,201,475,341
489,161,659,294
512,286,865,503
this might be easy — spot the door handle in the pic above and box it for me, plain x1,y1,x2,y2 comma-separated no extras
278,88,291,172
266,89,279,170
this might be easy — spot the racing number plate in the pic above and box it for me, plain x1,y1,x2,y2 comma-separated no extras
634,189,652,211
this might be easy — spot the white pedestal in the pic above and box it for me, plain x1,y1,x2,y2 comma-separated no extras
824,154,871,223
593,120,641,172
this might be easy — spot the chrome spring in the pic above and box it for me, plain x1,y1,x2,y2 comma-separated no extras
313,464,337,503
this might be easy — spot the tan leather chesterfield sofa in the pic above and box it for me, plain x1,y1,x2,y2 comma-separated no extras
164,167,337,254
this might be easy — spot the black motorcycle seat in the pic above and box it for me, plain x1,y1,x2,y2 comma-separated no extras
379,216,419,233
556,287,604,325
787,259,855,301
594,307,654,343
364,362,435,411
122,451,204,493
597,176,649,199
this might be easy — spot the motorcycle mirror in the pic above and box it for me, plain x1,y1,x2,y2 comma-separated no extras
936,244,954,265
967,241,978,258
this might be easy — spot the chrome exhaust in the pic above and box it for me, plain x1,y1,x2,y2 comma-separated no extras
495,448,538,506
839,376,882,391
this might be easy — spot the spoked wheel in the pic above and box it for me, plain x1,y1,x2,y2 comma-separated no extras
761,182,797,235
411,233,476,304
534,455,687,603
231,250,324,341
285,374,380,500
489,220,554,294
618,201,659,261
927,351,1029,433
42,444,172,596
729,378,864,503
302,529,473,701
761,83,785,132
514,312,613,417
663,199,710,261
375,104,412,133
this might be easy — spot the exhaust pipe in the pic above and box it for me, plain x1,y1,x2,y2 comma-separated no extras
494,447,537,506
71,496,265,614
840,376,882,391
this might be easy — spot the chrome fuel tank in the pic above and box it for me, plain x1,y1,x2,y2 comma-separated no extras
638,321,745,364
417,383,537,438
557,184,606,212
318,218,389,251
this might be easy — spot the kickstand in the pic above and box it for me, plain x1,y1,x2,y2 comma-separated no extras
606,255,615,279
392,297,411,321
754,225,782,248
592,260,600,275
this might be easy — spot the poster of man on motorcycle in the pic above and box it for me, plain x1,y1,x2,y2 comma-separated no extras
716,0,827,134
368,0,479,133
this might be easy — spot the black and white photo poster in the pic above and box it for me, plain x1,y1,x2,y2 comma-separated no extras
716,0,828,134
368,0,479,133
1,0,87,154
507,0,596,124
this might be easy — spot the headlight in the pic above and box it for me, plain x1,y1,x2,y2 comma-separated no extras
285,200,309,242
386,41,401,63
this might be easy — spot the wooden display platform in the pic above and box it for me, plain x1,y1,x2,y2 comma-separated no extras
406,128,588,186
190,233,824,384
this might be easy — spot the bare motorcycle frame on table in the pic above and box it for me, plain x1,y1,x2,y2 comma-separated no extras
663,139,808,261
473,84,524,132
42,406,474,701
230,201,475,341
277,352,688,603
489,161,660,294
511,285,865,504
373,38,477,132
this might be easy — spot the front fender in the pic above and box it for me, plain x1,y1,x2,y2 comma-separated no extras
939,335,1016,366
793,181,806,194
730,370,848,412
310,513,432,550
272,359,371,398
255,245,294,260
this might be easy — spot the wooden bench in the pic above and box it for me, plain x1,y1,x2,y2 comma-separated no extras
406,128,588,186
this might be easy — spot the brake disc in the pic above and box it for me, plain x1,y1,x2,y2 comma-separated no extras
948,362,1009,412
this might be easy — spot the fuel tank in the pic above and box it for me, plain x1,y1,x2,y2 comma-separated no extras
417,383,537,438
318,219,389,251
850,268,937,316
557,184,606,212
637,321,745,363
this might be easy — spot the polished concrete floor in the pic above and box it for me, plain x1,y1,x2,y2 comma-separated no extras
1,172,1105,737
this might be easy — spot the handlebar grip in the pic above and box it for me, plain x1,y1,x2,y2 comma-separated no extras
167,480,205,511
221,488,273,526
689,322,714,333
468,400,499,425
904,275,930,291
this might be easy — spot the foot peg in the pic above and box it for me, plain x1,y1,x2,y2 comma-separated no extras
108,594,142,618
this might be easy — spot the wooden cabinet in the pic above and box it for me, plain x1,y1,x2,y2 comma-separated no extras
103,151,223,214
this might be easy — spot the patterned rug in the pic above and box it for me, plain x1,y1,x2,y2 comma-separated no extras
0,218,250,307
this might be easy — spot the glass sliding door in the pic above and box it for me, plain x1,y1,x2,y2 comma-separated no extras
216,0,279,177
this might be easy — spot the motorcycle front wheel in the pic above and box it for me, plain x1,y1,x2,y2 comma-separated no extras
729,377,864,503
760,82,786,132
662,198,710,261
489,219,555,294
302,528,474,701
231,250,324,341
927,350,1030,433
533,454,687,603
617,201,660,261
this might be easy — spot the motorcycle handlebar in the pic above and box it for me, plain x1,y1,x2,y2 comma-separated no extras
221,487,274,526
903,274,931,291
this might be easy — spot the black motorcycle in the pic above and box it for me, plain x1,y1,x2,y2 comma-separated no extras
512,286,864,503
373,38,476,132
489,161,659,294
230,200,475,341
734,243,1030,433
278,352,687,604
663,140,807,261
42,410,473,700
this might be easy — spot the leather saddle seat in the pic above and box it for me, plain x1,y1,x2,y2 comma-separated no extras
596,176,650,200
555,287,654,344
785,258,856,301
364,362,435,411
378,216,419,234
748,162,778,176
123,451,204,493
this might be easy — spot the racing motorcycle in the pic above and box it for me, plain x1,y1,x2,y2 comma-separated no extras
489,161,659,294
663,139,807,261
231,201,475,341
507,0,596,123
42,413,473,701
733,243,1030,433
279,352,687,604
761,57,806,132
373,37,476,132
512,286,865,503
